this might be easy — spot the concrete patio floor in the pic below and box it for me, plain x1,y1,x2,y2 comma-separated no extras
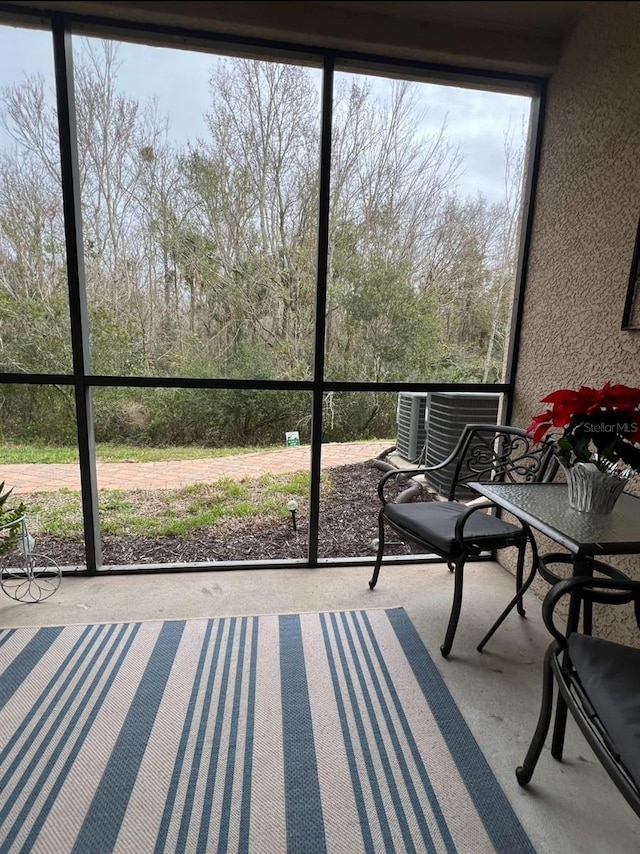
1,560,638,853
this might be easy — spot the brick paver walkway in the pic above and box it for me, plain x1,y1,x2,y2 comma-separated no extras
5,441,393,493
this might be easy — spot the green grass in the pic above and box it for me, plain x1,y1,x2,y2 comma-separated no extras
0,442,285,465
23,472,314,540
5,437,382,541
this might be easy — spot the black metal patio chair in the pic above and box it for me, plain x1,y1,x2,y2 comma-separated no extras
368,423,557,657
516,576,640,819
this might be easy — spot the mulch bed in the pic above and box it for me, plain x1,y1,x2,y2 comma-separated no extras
34,460,427,567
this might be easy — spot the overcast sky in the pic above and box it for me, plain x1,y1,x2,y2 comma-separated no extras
0,23,531,204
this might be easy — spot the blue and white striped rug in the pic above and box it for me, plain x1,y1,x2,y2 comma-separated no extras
0,608,533,853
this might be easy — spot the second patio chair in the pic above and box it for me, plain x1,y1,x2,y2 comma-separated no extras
369,423,557,657
516,576,640,818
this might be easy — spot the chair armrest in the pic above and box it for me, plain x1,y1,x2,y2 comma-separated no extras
377,467,417,503
452,502,538,562
542,577,640,645
376,431,474,504
451,501,500,550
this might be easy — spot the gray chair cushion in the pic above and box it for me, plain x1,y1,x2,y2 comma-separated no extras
569,633,640,787
383,501,524,555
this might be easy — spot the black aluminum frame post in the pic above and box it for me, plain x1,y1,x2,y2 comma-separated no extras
52,17,101,572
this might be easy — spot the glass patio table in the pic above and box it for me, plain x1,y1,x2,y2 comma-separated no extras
466,480,640,755
465,481,640,559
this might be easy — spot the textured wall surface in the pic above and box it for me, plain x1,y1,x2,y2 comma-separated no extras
510,1,640,644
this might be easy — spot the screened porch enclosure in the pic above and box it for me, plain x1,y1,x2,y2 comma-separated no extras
0,11,540,573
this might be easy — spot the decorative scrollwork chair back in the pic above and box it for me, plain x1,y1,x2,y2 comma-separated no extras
444,426,557,499
369,423,558,657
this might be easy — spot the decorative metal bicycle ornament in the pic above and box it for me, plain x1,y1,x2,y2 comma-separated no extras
0,515,61,602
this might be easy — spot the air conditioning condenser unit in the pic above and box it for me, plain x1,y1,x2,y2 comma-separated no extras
424,392,501,497
395,392,429,462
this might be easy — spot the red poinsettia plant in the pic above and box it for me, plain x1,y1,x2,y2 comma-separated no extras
526,383,640,474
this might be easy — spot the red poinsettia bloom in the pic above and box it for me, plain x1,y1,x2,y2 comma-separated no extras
526,410,556,445
526,382,640,471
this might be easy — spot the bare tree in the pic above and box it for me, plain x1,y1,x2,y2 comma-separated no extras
481,123,527,381
0,37,529,440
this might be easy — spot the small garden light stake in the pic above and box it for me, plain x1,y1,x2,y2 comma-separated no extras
287,499,298,532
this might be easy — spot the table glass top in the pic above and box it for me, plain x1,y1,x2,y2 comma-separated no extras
466,482,640,554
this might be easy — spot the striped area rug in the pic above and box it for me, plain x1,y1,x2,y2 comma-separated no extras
0,608,533,853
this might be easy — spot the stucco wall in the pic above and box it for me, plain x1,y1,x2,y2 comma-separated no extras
511,1,640,642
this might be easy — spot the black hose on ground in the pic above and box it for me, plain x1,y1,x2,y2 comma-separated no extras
372,459,396,474
376,446,397,461
394,483,423,503
371,456,424,503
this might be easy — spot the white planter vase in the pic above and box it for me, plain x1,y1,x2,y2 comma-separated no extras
564,462,626,514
